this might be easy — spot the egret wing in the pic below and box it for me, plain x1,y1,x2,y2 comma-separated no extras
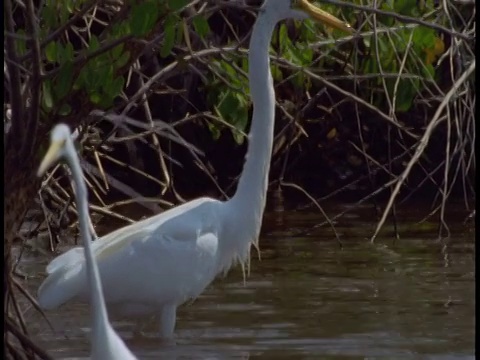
92,197,221,260
46,247,83,274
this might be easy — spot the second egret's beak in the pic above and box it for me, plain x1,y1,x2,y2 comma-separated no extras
298,0,353,34
37,140,64,177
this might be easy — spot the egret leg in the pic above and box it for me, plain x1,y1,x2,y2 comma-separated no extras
159,303,177,339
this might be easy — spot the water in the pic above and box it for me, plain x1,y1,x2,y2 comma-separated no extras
18,203,474,359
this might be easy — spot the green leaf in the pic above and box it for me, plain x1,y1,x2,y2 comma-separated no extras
115,51,130,68
218,90,249,143
271,64,283,81
298,46,313,64
394,0,417,16
96,64,114,91
131,1,159,36
55,42,65,63
377,37,389,54
106,76,125,98
422,64,435,79
241,58,248,73
74,67,88,90
176,17,185,43
207,117,221,140
278,24,288,53
97,95,114,109
111,22,124,37
292,72,307,89
89,92,102,104
41,5,57,28
299,19,317,42
105,64,114,83
222,61,236,79
83,62,99,89
167,0,189,11
413,27,436,50
363,37,371,49
55,61,74,99
42,81,54,110
394,79,416,112
192,16,210,38
234,92,248,108
379,3,396,26
287,42,311,66
58,103,72,116
45,42,57,62
59,3,69,24
63,42,75,62
89,36,100,53
160,15,176,58
99,65,113,94
111,44,124,59
364,58,378,74
66,0,75,13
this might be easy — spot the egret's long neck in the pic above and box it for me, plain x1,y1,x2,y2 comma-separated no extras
67,142,110,335
231,11,277,219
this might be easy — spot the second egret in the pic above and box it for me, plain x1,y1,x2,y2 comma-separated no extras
38,124,137,359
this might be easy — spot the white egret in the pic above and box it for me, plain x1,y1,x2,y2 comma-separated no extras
37,124,137,360
37,0,352,339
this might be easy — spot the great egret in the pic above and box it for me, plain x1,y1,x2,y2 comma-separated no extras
37,0,351,339
37,124,137,359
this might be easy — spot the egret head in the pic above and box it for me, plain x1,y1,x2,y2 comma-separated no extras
37,124,73,177
262,0,352,33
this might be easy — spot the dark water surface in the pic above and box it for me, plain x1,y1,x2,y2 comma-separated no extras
19,203,474,359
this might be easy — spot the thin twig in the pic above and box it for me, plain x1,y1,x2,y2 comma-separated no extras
281,181,342,247
5,316,54,360
371,60,475,242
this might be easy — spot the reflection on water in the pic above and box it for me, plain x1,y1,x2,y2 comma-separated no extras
20,204,474,359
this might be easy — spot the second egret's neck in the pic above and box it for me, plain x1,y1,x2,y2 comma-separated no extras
230,10,278,219
66,141,111,336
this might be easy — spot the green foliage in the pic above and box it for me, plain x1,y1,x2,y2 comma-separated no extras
219,91,249,144
192,16,210,38
13,0,450,141
346,0,446,113
55,61,74,99
365,25,441,112
206,59,250,144
131,1,160,36
30,0,198,118
41,81,54,111
200,0,449,141
167,0,189,11
205,18,340,144
276,23,314,89
161,14,178,58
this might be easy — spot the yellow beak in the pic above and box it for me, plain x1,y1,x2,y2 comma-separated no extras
298,0,353,34
37,140,64,177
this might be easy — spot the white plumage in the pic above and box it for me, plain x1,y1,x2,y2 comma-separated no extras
38,124,137,359
37,0,351,339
